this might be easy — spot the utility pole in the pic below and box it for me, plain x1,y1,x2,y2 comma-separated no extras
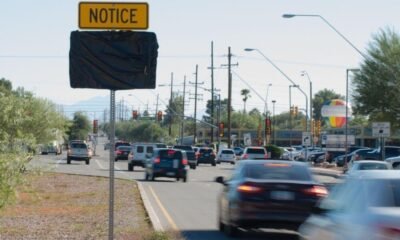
193,65,199,144
155,94,159,122
210,41,215,143
227,47,232,148
180,76,186,144
168,73,173,136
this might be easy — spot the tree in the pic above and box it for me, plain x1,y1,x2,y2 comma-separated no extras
67,112,91,140
240,89,251,113
352,27,400,128
202,97,230,123
312,89,345,123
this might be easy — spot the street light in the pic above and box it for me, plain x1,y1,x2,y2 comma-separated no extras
264,83,272,116
345,68,360,165
272,100,277,145
282,14,368,59
301,71,313,146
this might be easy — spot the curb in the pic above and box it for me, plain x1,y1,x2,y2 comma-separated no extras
137,181,164,231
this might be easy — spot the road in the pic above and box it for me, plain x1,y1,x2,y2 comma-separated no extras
28,138,339,240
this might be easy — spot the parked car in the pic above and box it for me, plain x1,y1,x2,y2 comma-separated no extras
115,141,131,150
240,146,268,160
356,146,400,160
67,141,90,165
216,149,236,164
173,145,197,169
385,156,400,169
197,147,216,166
299,170,400,240
144,148,188,182
216,160,328,237
115,146,132,161
41,140,62,155
334,147,372,166
233,147,244,156
128,143,167,171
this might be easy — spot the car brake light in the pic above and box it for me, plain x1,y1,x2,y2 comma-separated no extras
303,185,328,197
154,157,160,164
376,225,400,237
182,158,188,165
115,150,122,154
242,154,248,159
237,184,262,193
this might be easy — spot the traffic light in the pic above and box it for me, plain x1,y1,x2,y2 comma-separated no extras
157,111,163,121
132,110,138,120
290,106,294,116
265,117,271,135
219,122,224,137
294,106,298,116
316,119,321,136
93,119,98,134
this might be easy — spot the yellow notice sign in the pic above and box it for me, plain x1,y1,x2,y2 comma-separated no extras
79,2,148,29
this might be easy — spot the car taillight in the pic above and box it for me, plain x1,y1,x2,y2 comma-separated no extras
154,157,160,164
376,225,400,238
237,184,263,193
116,150,122,155
182,158,188,165
303,185,328,198
242,154,248,159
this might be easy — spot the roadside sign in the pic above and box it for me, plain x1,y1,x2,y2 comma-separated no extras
79,2,149,29
324,134,355,151
372,122,390,137
302,132,311,147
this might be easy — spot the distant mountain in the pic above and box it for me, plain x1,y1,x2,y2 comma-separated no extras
62,95,110,121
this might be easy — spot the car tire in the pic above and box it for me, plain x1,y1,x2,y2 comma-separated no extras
150,173,155,181
182,176,187,182
218,216,225,231
176,177,180,181
212,162,216,166
145,173,149,181
86,159,90,165
67,159,71,164
224,223,239,237
128,163,133,171
231,162,235,165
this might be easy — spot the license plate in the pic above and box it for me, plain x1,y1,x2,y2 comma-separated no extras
270,191,294,200
166,172,175,176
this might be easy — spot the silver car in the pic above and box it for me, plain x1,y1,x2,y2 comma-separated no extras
299,170,400,240
216,149,236,164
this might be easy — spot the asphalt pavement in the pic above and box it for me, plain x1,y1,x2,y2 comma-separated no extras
28,138,340,240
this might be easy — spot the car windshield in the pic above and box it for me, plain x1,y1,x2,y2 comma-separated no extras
200,149,212,153
246,148,265,154
159,150,182,160
243,163,312,181
221,150,234,154
358,163,389,170
71,143,87,149
117,146,132,151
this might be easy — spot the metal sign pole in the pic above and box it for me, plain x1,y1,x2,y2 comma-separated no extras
109,90,116,240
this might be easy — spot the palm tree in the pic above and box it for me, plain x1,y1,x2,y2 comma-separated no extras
241,89,251,113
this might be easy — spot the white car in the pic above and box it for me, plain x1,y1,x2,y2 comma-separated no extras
385,156,400,169
216,149,236,164
299,170,400,240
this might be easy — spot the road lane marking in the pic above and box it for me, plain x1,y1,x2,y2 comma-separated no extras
137,182,163,231
95,159,106,170
148,185,179,231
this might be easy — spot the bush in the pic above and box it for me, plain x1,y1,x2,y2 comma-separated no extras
264,145,283,159
0,153,29,209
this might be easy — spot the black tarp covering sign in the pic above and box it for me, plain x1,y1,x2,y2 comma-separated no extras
69,31,158,90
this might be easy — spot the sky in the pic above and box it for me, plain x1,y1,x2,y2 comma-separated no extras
1,0,399,120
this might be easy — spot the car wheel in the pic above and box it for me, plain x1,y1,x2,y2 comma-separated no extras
150,173,155,181
218,215,225,231
212,162,216,166
182,176,187,182
67,159,71,164
176,177,180,181
86,159,90,165
224,223,239,237
193,165,196,170
128,163,133,171
115,158,118,162
145,173,149,181
231,162,235,165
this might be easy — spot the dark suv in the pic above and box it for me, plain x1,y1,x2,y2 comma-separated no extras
197,147,216,166
173,145,197,169
144,148,188,182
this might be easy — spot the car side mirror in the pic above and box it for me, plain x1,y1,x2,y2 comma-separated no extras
215,176,225,184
